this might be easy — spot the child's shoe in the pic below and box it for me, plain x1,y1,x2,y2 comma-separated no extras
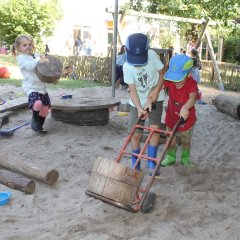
147,145,160,176
39,116,47,134
180,148,193,166
31,110,41,131
161,148,176,167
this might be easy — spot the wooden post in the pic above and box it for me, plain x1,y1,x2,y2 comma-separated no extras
195,19,210,49
107,10,125,57
205,30,224,91
0,156,59,185
217,38,223,62
0,168,35,194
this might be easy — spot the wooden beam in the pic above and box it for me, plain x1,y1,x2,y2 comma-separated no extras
107,10,125,57
195,19,210,49
217,38,224,62
127,10,217,26
205,30,224,91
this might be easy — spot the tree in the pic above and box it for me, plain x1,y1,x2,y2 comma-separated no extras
127,0,240,45
128,0,240,23
0,0,63,50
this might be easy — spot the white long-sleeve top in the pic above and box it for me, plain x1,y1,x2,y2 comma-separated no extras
16,53,48,96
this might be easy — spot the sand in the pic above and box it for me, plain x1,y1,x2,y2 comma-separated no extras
0,84,239,240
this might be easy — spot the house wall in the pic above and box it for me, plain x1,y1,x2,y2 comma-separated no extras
46,0,181,57
46,0,117,57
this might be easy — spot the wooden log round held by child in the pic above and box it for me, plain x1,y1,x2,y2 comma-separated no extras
213,94,240,120
0,156,59,185
36,55,63,84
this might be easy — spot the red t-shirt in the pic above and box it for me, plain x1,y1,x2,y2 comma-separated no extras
164,76,198,131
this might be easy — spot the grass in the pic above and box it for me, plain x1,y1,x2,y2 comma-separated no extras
0,54,111,89
0,54,17,66
0,78,111,89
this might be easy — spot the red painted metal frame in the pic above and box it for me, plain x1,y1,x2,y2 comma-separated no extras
86,116,184,213
114,117,184,212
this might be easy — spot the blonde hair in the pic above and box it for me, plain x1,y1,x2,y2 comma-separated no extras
11,34,36,56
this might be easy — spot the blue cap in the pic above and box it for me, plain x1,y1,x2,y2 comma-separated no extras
125,33,149,66
164,54,194,82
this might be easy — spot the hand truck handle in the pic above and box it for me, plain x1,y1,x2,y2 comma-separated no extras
135,102,157,125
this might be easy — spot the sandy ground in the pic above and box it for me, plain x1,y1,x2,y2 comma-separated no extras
0,84,240,240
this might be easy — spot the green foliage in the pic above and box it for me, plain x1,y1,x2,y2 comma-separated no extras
223,29,240,64
0,0,63,50
129,0,240,24
128,0,240,43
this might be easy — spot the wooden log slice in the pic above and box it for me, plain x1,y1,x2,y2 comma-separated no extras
36,55,63,84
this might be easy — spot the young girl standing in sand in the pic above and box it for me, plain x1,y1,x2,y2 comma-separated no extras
190,48,201,84
11,34,50,133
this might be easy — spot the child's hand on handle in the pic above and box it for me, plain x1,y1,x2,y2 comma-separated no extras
179,92,197,120
179,105,190,121
144,99,153,113
144,100,157,113
137,106,148,120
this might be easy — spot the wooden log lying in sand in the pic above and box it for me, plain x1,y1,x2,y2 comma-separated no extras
0,167,35,194
0,157,59,185
0,112,9,127
212,94,240,120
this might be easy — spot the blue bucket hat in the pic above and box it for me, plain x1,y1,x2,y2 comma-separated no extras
125,33,149,66
164,54,193,82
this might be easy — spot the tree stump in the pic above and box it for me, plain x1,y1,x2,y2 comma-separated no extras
212,94,240,120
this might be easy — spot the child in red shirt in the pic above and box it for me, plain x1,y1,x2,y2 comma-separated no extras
161,54,198,166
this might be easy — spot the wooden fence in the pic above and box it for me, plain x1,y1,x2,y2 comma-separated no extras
58,55,112,83
201,60,240,91
58,56,240,92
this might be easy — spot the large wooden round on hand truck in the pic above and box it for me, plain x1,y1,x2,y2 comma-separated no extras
86,157,144,208
86,157,156,213
51,97,120,126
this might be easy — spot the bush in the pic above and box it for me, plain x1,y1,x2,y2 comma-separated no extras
223,30,240,64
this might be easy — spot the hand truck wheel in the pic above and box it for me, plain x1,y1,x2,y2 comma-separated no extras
141,191,156,214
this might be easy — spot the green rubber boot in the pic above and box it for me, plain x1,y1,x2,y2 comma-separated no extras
161,148,176,167
180,148,193,166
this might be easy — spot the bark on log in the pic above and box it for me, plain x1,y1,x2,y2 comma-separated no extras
0,167,35,194
213,94,240,119
0,157,59,185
